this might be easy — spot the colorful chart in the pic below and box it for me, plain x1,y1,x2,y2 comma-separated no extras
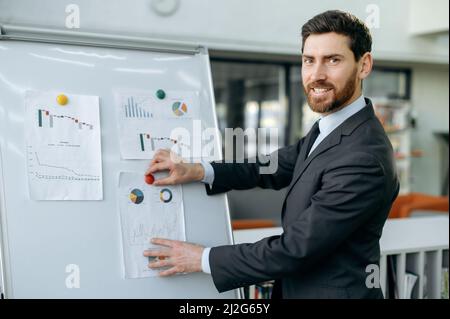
129,188,145,204
172,102,188,117
139,133,190,152
37,109,93,130
159,188,173,203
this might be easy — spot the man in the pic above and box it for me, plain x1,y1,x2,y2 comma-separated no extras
143,10,399,299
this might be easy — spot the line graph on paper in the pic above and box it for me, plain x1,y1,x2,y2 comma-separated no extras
129,210,183,246
27,149,100,181
25,91,102,200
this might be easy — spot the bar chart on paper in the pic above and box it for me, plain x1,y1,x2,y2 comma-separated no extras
123,96,153,119
25,91,103,200
116,90,200,159
117,91,198,120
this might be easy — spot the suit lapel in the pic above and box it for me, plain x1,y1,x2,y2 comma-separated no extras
286,131,342,198
284,99,377,199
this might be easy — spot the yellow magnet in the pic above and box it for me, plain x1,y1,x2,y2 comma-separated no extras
56,94,68,106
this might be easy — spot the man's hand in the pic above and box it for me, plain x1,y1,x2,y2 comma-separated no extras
145,149,205,186
143,238,204,276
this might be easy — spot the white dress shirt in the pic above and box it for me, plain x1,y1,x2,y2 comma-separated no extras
199,95,367,274
308,94,366,156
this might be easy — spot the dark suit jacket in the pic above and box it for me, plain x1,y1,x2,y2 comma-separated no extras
205,99,400,299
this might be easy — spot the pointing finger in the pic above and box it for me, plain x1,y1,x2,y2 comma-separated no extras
153,176,177,186
146,162,171,175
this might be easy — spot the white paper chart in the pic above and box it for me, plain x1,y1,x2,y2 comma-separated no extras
25,91,103,200
118,172,186,279
116,90,200,159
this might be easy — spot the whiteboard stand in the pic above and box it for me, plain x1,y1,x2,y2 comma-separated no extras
0,24,239,299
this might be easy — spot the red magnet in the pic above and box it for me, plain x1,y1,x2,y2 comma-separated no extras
145,174,155,185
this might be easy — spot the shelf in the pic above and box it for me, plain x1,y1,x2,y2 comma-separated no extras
234,216,449,299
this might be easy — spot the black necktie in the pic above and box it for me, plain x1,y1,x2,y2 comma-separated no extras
305,120,321,157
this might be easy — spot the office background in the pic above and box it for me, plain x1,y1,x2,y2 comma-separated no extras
0,0,447,223
0,0,448,299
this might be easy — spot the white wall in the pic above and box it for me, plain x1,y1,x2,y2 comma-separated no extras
0,0,448,64
410,0,449,35
410,65,449,195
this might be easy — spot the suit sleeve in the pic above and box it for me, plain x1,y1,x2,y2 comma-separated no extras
205,138,305,195
209,152,388,292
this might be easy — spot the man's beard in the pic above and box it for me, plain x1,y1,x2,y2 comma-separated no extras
304,69,358,114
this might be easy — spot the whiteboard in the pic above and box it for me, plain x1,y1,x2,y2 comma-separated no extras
0,39,236,298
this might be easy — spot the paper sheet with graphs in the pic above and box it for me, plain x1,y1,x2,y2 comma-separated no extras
25,90,103,200
115,90,200,159
118,172,186,279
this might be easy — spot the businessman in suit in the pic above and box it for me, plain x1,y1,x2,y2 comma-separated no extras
143,10,400,298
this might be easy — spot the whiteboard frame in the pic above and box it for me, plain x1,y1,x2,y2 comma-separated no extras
0,141,11,298
0,24,200,55
0,25,239,299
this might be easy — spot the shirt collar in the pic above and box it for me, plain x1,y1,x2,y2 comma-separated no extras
318,95,366,136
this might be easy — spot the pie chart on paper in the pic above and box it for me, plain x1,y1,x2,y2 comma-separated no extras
172,102,188,117
129,188,144,204
159,188,173,203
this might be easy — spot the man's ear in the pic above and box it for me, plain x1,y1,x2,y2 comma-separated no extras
359,52,373,80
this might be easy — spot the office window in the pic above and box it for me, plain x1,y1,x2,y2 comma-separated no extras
211,61,287,158
288,66,306,143
364,68,411,100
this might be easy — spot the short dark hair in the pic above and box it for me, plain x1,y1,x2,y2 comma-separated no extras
301,10,372,61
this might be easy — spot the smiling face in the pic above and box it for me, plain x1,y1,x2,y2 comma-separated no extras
302,32,371,115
